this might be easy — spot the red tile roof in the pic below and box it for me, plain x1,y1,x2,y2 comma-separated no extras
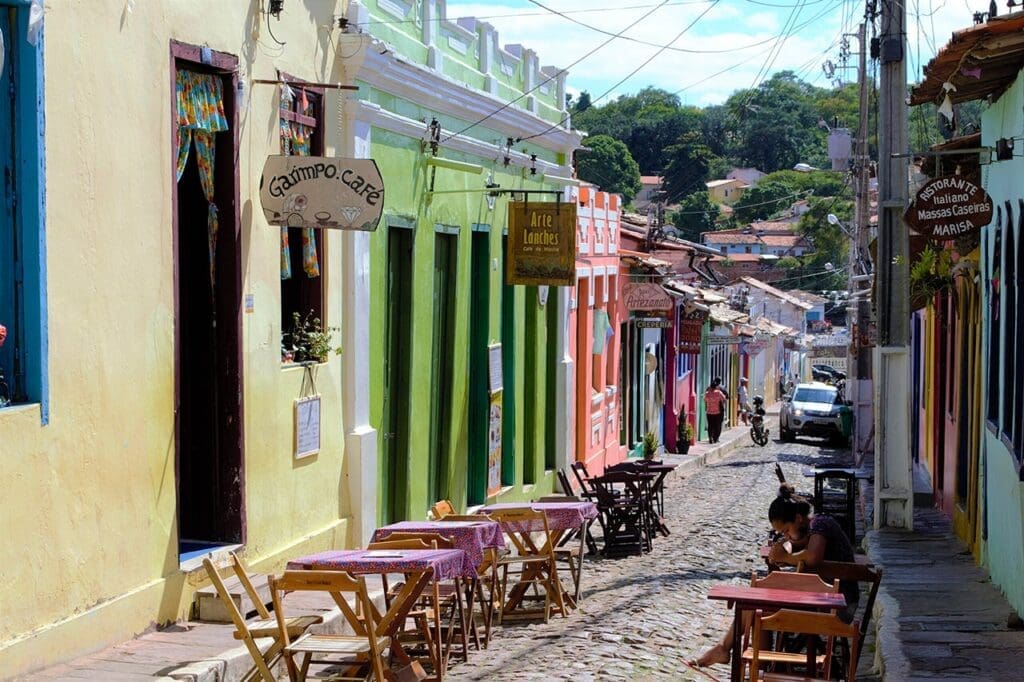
702,232,762,244
759,234,807,247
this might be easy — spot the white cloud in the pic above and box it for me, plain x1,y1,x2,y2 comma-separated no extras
443,0,983,103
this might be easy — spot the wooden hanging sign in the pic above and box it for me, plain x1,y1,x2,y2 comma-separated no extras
506,201,577,286
904,175,992,241
260,156,384,231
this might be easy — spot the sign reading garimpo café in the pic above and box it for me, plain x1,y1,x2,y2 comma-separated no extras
506,201,577,286
904,175,993,241
260,156,384,231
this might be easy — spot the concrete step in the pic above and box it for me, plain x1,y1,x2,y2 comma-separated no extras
194,571,272,623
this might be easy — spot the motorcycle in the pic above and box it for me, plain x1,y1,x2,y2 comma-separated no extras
749,395,769,446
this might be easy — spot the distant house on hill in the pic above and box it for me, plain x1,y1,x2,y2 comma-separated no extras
701,224,811,257
634,175,663,211
727,167,767,187
706,178,748,205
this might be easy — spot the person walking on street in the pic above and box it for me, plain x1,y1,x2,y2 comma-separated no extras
738,377,751,425
704,380,728,444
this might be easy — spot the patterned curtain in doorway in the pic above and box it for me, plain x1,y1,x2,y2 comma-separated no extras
279,115,320,279
175,69,228,290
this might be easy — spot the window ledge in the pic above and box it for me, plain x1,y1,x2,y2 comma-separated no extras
0,402,42,421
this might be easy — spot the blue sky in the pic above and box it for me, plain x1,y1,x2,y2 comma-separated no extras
445,0,977,106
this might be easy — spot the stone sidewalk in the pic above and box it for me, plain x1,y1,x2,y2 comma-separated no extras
863,501,1024,680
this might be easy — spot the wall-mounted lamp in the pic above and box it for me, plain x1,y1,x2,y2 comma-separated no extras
503,138,513,167
428,118,441,156
530,154,537,176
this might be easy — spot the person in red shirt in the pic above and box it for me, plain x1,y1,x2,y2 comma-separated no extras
704,379,728,443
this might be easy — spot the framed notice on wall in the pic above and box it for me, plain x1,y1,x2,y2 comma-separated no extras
294,396,321,459
488,343,503,393
487,391,503,497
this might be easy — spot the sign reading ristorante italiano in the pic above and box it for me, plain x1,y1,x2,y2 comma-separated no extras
506,201,577,286
259,156,384,231
904,175,992,241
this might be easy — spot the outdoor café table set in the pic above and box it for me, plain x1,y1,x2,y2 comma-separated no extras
285,500,597,679
583,460,677,556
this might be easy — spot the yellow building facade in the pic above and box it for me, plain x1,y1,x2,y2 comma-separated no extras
0,2,379,674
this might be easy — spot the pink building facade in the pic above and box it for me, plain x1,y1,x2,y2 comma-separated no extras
567,186,626,474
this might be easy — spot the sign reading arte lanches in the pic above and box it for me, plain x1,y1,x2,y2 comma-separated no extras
904,175,993,241
260,156,385,231
506,201,576,286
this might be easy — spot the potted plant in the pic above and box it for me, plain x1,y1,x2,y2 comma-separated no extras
642,430,660,460
287,310,342,364
677,420,694,454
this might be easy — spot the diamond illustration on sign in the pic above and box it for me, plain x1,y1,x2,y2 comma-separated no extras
339,206,362,223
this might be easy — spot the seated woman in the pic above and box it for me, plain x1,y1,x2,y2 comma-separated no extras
695,484,860,668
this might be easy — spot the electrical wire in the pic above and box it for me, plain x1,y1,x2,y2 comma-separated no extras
439,0,674,144
523,0,837,55
351,0,711,27
518,0,723,143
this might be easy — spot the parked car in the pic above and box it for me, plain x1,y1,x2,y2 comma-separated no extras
779,381,849,445
812,363,846,383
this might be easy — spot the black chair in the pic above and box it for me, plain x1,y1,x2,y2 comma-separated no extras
813,470,857,545
590,471,651,557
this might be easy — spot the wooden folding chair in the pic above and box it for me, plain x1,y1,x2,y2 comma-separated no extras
269,570,390,681
750,609,860,682
369,533,471,667
430,500,456,520
488,508,567,623
426,515,502,647
533,496,587,603
798,560,883,669
740,571,841,680
202,554,322,682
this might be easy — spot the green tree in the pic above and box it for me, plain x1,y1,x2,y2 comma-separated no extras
732,180,797,222
726,72,822,173
791,197,852,291
576,134,642,202
669,191,719,240
659,131,714,204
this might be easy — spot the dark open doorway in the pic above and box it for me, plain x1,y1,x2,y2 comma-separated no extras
382,226,414,524
171,44,245,560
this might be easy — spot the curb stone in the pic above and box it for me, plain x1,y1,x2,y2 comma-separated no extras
863,529,912,681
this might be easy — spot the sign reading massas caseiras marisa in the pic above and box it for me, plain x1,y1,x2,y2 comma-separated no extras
904,175,993,241
506,201,576,286
260,156,384,231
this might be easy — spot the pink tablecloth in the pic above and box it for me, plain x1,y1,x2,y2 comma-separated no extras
479,501,598,532
287,548,472,581
371,520,506,576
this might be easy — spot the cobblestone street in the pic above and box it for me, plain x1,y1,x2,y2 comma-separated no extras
449,437,855,681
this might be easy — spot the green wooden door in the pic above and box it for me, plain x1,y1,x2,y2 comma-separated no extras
500,238,516,486
467,231,490,504
429,233,458,505
382,227,413,523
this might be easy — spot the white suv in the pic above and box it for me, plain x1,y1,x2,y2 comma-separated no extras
779,382,847,445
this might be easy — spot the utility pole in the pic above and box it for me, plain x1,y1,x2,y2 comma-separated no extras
874,0,913,528
848,21,873,468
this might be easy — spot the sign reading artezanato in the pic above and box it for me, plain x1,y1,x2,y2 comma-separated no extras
260,156,384,231
623,283,673,313
507,201,576,286
904,175,992,241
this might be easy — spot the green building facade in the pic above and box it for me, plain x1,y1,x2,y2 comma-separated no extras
340,0,583,526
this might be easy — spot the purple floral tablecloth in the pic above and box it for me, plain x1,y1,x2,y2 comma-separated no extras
371,520,506,576
479,501,598,532
287,548,472,581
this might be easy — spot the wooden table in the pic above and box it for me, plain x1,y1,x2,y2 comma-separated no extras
288,548,471,681
478,502,598,612
372,520,506,650
707,584,846,682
